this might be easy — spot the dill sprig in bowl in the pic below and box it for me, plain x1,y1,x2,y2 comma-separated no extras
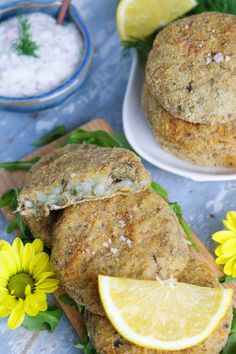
13,17,39,58
0,0,93,112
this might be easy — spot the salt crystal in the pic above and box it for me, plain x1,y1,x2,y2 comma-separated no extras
119,220,126,228
184,24,189,29
102,242,109,248
225,56,231,62
110,247,118,254
214,53,223,63
206,57,212,65
198,41,205,48
127,239,132,248
119,235,126,241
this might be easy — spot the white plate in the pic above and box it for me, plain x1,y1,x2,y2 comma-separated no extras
123,52,236,182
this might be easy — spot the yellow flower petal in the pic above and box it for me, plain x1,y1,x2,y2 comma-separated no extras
24,292,47,316
225,211,236,232
35,272,54,284
25,284,32,297
232,263,236,278
29,253,50,277
222,239,236,257
12,237,24,257
0,250,18,277
32,239,43,254
5,294,17,309
8,299,25,330
0,277,7,287
21,243,34,272
0,240,11,251
0,268,10,281
215,245,223,257
0,305,12,317
224,257,236,276
0,244,22,273
212,230,236,244
215,255,229,265
36,278,59,293
0,295,17,317
0,286,8,296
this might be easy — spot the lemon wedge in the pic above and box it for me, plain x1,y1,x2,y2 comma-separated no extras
117,0,197,41
98,275,232,350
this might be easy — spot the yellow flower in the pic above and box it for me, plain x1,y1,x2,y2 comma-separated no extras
212,211,236,277
0,238,59,330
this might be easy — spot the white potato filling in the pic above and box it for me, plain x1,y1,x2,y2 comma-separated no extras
19,177,138,215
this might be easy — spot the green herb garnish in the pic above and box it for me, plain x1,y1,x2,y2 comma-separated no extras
0,188,19,209
151,181,168,199
0,157,40,171
13,17,39,57
23,307,62,332
75,324,97,354
169,202,200,252
61,129,134,152
32,126,67,147
59,294,84,313
221,308,236,354
0,187,33,242
219,275,235,284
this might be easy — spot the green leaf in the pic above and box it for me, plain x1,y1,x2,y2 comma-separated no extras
151,181,168,199
109,132,135,152
219,275,235,284
222,309,236,353
32,125,67,147
59,294,85,313
0,157,40,171
74,342,96,354
169,202,200,252
222,333,236,354
23,308,62,332
59,294,77,306
0,188,19,209
7,212,33,242
180,219,200,253
169,202,183,219
61,129,134,152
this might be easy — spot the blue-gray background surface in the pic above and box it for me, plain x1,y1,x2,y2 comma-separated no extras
0,0,235,353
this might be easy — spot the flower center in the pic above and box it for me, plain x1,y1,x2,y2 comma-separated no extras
8,272,34,298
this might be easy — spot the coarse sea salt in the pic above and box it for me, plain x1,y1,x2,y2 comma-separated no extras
0,13,83,98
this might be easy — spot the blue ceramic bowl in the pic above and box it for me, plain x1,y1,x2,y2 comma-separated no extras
0,0,93,112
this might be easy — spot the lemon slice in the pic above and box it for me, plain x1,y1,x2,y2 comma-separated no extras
117,0,197,41
98,275,232,350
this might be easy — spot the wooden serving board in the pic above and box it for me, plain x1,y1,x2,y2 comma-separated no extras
0,118,235,339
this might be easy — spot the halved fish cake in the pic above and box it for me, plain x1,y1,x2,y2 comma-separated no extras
19,144,151,247
85,259,232,354
52,188,189,315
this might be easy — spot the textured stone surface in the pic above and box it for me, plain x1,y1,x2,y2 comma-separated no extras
0,0,235,353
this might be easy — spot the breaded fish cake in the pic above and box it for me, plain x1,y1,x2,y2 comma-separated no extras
142,83,236,167
19,144,151,247
146,12,236,124
52,188,189,315
85,259,232,354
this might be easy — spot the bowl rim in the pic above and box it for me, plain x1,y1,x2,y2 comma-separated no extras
0,0,94,104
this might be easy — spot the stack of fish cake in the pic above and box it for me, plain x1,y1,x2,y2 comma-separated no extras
19,144,232,353
143,12,236,167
